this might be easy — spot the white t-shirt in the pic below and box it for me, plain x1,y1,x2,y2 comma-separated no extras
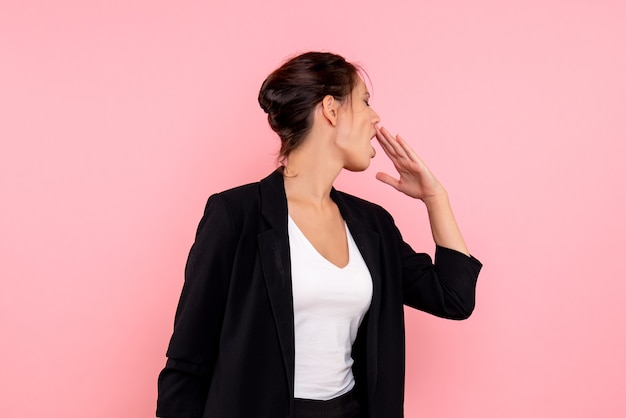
288,215,373,400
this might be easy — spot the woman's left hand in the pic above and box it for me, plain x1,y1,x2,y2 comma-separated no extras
375,126,445,201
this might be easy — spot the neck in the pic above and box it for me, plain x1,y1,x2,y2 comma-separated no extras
282,137,343,208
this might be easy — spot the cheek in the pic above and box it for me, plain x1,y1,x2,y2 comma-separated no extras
359,118,373,140
336,118,357,145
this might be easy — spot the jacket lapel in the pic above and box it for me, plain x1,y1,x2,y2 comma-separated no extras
257,171,295,399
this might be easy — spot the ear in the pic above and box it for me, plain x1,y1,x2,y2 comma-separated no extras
321,95,338,127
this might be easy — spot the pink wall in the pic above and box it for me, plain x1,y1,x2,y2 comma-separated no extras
2,0,625,416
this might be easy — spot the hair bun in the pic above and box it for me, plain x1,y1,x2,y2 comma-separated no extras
258,79,279,115
258,96,272,114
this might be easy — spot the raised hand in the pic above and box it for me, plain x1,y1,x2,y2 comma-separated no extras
374,125,470,255
374,126,445,201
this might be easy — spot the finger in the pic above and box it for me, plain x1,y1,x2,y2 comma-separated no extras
393,132,425,165
375,135,394,159
375,126,397,158
379,126,402,155
375,128,400,163
395,134,423,163
380,127,410,160
375,172,401,190
395,137,433,177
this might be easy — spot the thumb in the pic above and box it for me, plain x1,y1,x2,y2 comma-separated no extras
376,172,400,190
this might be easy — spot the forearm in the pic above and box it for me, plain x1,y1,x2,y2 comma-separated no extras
423,190,470,256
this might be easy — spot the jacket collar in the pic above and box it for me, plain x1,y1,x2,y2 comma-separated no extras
259,169,289,230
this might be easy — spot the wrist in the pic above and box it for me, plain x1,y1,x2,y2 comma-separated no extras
422,188,449,209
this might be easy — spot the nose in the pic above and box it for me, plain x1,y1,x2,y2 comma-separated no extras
371,109,381,125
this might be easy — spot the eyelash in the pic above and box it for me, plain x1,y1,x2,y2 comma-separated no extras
365,100,370,107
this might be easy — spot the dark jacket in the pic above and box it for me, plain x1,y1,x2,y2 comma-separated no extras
157,170,482,418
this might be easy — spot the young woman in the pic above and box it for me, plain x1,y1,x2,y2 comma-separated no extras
157,52,482,418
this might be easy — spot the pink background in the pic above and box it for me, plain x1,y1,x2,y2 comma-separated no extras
2,0,625,417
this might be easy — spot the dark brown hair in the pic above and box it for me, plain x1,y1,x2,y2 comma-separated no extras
258,52,361,158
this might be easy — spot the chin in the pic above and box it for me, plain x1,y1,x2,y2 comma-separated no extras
344,159,371,172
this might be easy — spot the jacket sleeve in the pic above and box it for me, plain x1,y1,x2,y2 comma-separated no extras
400,240,482,319
373,199,483,320
157,194,236,418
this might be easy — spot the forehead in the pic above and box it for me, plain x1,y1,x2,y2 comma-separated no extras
353,78,369,95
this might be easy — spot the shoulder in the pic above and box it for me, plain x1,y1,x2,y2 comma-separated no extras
213,170,280,205
332,189,395,225
333,189,385,210
197,183,262,236
199,170,284,228
207,169,279,210
214,181,261,206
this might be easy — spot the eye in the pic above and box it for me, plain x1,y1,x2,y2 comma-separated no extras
364,99,370,107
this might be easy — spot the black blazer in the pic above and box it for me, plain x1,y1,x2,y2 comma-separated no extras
157,170,482,418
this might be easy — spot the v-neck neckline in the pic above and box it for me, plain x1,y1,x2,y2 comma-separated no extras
287,215,350,269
